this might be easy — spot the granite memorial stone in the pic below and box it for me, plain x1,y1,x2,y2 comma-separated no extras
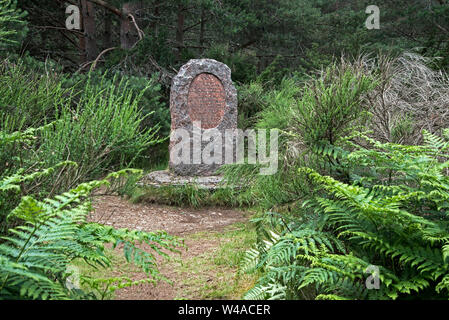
169,59,237,176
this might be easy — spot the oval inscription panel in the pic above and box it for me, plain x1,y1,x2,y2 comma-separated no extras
187,73,226,129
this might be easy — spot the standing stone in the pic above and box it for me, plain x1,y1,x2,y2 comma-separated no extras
169,59,237,176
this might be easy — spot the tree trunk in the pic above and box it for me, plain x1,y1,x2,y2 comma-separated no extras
175,4,185,59
120,1,143,49
104,11,112,48
152,4,159,37
199,7,206,53
80,0,98,61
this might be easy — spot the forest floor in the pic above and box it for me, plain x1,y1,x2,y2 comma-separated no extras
80,194,258,300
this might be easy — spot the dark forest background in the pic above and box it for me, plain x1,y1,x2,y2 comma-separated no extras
15,0,449,76
8,0,449,159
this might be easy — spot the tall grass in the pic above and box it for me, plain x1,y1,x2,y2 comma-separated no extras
38,74,161,191
0,60,68,133
0,62,164,217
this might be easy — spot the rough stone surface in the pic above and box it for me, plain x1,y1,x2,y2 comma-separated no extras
139,170,224,190
169,59,237,176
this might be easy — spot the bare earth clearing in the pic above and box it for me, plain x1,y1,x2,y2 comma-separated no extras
87,195,254,300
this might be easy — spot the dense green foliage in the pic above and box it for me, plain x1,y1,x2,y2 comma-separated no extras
0,62,174,299
17,1,449,76
3,0,449,301
242,131,449,300
223,59,377,210
0,4,181,300
0,62,163,204
0,130,182,300
232,55,449,300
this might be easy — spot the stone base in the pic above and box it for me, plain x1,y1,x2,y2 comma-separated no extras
138,170,226,190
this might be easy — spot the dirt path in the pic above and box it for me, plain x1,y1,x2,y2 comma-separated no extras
88,195,253,300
